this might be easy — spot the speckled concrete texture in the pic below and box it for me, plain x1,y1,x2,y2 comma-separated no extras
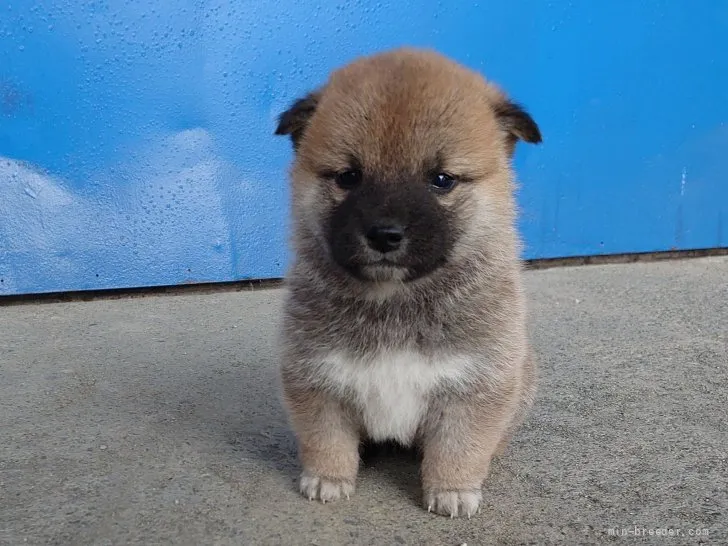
1,258,726,545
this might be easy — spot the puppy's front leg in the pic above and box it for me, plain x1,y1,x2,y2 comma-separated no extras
421,393,515,518
282,381,360,503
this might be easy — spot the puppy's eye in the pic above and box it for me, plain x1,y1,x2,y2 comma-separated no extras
430,173,458,194
334,169,362,190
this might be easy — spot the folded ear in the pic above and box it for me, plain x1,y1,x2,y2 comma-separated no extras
493,99,542,156
274,91,321,150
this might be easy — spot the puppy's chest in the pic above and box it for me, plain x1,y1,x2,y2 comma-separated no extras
318,351,469,445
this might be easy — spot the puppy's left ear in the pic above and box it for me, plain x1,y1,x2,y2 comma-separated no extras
493,99,542,156
275,91,321,150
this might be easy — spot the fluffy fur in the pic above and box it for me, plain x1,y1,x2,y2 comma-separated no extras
275,48,541,518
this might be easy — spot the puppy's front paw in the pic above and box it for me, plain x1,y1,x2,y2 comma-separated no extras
299,472,355,503
424,488,482,518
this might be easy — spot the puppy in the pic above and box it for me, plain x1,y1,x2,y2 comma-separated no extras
274,48,541,518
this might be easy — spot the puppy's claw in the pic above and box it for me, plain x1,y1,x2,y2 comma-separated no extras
424,488,482,518
299,473,355,504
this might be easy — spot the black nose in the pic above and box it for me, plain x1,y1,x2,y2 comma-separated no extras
366,225,404,253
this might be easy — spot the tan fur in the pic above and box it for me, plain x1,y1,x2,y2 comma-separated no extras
281,376,360,501
276,47,540,518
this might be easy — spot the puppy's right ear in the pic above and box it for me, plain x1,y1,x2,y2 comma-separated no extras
275,91,321,150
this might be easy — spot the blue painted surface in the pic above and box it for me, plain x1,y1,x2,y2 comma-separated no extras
1,1,727,296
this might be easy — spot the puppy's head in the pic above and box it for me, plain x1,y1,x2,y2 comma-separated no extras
276,48,540,285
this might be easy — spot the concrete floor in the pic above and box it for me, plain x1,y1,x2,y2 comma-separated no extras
1,257,726,545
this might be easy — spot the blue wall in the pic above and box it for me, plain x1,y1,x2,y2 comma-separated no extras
1,1,727,296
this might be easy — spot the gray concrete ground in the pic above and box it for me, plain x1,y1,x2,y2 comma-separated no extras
1,257,727,545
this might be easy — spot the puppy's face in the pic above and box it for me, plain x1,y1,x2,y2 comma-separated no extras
276,49,541,284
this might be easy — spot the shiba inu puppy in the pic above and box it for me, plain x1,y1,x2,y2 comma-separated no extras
275,48,541,517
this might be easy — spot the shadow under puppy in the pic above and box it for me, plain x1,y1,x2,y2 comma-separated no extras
275,48,541,518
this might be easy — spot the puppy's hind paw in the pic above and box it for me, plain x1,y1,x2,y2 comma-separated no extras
299,472,355,504
424,488,482,518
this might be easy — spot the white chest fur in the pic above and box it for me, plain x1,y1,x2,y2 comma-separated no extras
317,350,471,445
